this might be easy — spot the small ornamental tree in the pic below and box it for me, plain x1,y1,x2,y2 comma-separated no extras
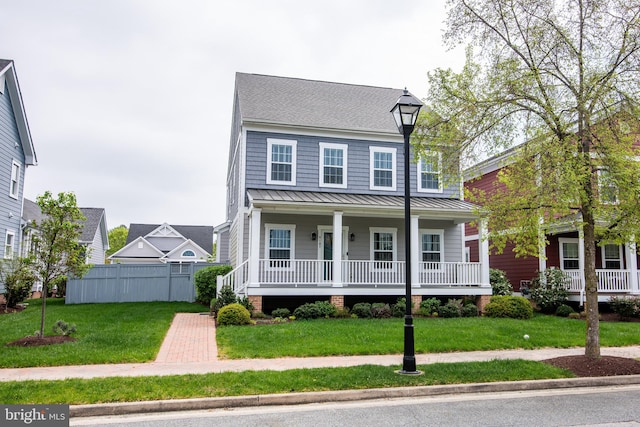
0,257,36,308
32,192,91,338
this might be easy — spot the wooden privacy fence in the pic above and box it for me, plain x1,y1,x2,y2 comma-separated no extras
66,263,218,304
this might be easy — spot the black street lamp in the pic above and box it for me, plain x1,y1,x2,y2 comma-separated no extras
390,88,423,375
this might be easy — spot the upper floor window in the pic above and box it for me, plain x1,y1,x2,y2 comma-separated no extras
267,139,297,185
265,224,296,269
420,230,444,265
602,244,622,269
181,250,196,257
319,143,347,188
4,230,15,259
418,153,442,193
370,147,396,191
9,161,20,199
597,169,617,204
370,227,397,269
559,238,580,270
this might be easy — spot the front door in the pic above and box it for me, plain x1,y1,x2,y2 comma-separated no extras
318,227,348,283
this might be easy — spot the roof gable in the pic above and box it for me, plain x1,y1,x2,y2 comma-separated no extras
126,223,213,256
109,236,165,259
234,73,408,135
0,59,37,165
163,239,211,261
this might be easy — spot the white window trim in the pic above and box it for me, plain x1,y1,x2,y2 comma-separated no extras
601,244,623,270
419,229,445,268
559,237,580,270
417,153,443,193
181,250,196,258
597,168,618,204
9,160,20,199
4,230,15,259
369,146,397,191
369,227,397,270
319,142,348,189
266,138,297,186
264,223,296,270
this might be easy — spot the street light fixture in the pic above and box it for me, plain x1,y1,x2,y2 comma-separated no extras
391,88,423,375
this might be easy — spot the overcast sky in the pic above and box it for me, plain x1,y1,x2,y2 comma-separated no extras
1,0,465,231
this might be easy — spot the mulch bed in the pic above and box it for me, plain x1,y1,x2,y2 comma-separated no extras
542,355,640,377
6,335,76,347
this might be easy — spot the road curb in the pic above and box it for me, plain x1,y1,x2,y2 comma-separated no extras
70,374,640,418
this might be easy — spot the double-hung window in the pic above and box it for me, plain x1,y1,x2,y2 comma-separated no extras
370,227,396,270
265,224,295,269
418,153,442,193
597,169,618,204
602,244,622,269
420,230,444,268
267,139,296,185
369,147,396,191
4,230,15,259
319,143,347,188
559,238,580,270
9,161,20,199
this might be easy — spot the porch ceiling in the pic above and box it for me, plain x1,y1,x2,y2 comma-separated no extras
247,189,478,222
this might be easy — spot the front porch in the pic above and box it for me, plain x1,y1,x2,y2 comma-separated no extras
564,269,640,302
219,259,490,297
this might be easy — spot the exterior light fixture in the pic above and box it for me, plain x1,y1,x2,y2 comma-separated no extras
391,88,423,375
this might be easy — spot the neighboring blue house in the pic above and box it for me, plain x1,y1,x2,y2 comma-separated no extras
0,60,37,261
215,73,491,314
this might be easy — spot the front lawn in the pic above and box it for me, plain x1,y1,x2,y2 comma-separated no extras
216,315,640,359
0,299,206,368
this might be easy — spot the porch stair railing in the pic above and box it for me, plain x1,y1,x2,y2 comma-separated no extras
217,260,249,297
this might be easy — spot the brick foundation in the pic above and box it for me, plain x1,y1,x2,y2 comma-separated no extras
476,295,491,313
330,295,344,309
248,295,263,313
411,295,422,314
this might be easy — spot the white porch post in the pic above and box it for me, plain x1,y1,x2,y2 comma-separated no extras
411,215,420,288
249,208,261,287
578,232,586,291
479,219,490,287
332,211,343,287
626,241,639,294
538,217,547,273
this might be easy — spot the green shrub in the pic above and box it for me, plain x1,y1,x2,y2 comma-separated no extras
351,302,372,318
217,303,252,326
419,297,441,316
371,303,392,318
51,275,67,298
555,304,575,317
209,298,219,317
271,308,291,318
0,258,36,308
484,295,533,319
334,307,351,318
440,299,463,318
609,296,640,318
529,268,569,313
392,298,409,318
52,320,76,336
490,268,513,296
461,303,479,317
194,265,232,305
293,303,323,320
217,284,238,307
314,301,338,318
237,296,255,314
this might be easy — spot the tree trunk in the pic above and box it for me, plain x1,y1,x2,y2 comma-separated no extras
582,205,601,358
39,282,47,338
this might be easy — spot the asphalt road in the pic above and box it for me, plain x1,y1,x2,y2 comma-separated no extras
71,384,640,427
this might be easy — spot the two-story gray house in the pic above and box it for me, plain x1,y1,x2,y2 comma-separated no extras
0,60,37,262
215,73,491,314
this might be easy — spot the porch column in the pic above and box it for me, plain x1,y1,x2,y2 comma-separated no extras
332,211,343,287
538,217,547,273
411,215,420,288
479,219,490,287
626,241,639,294
249,208,261,287
578,232,585,291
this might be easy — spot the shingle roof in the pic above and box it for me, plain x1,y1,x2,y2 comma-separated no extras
235,73,409,134
22,200,106,243
22,198,46,225
0,59,12,72
247,189,478,217
126,224,214,254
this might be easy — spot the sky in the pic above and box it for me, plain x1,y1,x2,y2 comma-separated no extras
1,0,465,231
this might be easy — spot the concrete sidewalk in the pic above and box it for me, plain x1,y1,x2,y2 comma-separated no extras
2,312,640,382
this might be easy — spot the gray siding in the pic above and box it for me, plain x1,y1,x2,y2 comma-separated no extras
244,130,460,205
86,227,105,264
0,80,26,259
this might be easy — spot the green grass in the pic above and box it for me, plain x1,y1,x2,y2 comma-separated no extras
0,359,573,404
0,298,207,368
216,315,640,359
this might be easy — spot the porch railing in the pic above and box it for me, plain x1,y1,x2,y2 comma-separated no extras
257,259,482,286
217,260,249,296
564,269,632,293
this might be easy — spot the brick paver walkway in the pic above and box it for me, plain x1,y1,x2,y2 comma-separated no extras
154,313,218,363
